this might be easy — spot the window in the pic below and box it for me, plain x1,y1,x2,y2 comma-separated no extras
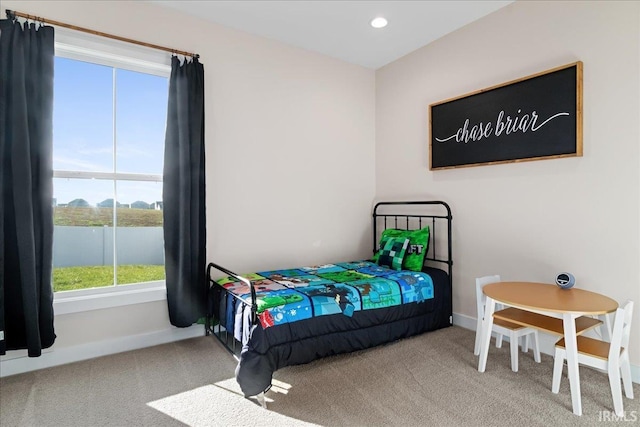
52,30,170,294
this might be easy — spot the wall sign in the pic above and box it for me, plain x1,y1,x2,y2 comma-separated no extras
429,62,583,170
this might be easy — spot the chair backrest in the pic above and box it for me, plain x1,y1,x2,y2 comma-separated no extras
476,275,501,320
608,300,634,361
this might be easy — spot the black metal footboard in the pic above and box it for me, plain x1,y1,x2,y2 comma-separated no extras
206,262,256,357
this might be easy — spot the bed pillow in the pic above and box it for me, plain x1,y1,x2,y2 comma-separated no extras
376,236,410,271
373,227,430,272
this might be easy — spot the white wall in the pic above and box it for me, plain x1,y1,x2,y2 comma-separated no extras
4,0,638,377
376,1,640,364
0,0,375,373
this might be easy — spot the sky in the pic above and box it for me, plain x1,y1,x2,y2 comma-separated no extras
53,56,168,206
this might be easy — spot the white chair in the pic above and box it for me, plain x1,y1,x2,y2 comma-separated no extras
474,275,541,372
552,300,634,416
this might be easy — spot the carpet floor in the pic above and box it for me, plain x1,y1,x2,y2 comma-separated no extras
1,326,638,426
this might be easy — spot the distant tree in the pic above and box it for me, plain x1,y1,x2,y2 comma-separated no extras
67,198,90,207
97,198,121,208
131,200,150,210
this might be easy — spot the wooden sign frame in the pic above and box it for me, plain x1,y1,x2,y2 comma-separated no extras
429,62,583,170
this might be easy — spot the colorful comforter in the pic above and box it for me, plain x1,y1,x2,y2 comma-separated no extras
216,261,434,330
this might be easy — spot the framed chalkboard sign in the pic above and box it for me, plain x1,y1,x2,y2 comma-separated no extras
429,62,583,170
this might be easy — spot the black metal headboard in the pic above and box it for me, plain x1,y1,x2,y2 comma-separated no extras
372,201,453,284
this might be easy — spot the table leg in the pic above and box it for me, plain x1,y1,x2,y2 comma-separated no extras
478,296,495,373
562,313,582,416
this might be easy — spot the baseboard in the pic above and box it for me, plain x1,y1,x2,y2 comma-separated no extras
452,312,640,384
0,324,204,378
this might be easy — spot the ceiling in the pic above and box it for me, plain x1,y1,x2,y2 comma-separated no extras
151,1,514,69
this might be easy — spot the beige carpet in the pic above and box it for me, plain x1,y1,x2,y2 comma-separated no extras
1,326,638,426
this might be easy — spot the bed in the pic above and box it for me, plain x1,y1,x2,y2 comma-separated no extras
206,201,453,398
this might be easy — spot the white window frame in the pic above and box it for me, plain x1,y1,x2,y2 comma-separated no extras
52,27,172,313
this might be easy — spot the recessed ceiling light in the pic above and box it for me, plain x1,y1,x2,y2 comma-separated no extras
370,17,388,29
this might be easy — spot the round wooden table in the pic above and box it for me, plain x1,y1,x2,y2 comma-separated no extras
477,281,618,416
483,282,618,314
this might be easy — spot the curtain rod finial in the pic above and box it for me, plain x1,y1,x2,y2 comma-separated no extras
6,9,16,20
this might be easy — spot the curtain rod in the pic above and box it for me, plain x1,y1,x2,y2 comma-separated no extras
6,9,199,59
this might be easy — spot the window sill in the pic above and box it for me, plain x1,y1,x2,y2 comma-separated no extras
53,282,167,315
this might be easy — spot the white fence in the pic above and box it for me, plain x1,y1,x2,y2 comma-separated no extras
53,226,164,268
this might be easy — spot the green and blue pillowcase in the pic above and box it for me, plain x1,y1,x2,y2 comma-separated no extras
374,227,430,272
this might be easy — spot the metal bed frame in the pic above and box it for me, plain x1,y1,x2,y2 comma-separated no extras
206,200,453,358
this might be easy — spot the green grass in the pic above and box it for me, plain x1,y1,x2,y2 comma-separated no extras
54,207,163,227
53,208,164,291
53,265,165,292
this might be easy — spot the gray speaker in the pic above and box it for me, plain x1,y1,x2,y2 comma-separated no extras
555,272,575,289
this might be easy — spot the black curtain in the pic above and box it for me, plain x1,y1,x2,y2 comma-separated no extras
0,19,56,356
163,56,206,327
